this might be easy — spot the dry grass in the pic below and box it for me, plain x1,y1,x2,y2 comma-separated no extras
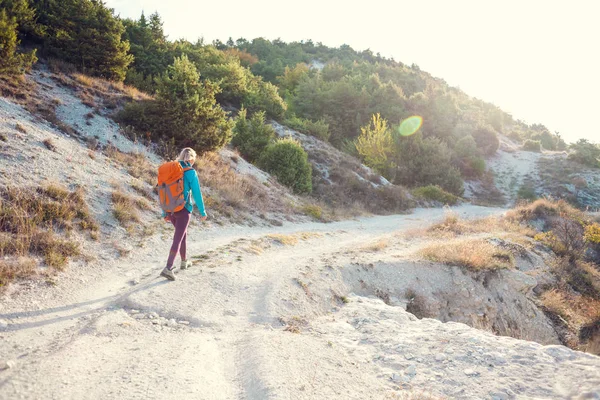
111,188,150,229
0,184,97,285
541,289,600,329
419,239,514,271
506,198,583,222
196,152,291,217
131,180,155,201
15,123,26,133
105,145,155,186
424,212,536,240
267,232,322,246
0,257,37,287
361,238,390,252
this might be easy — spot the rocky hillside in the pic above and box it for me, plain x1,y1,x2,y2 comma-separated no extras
465,134,600,209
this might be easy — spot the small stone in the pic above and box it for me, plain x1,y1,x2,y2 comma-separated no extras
130,310,140,314
167,319,178,327
435,353,447,362
0,360,15,370
0,319,8,330
391,373,401,383
149,312,159,319
490,393,509,400
178,320,190,325
405,365,417,376
133,314,146,320
464,369,479,377
131,279,140,285
404,353,415,360
224,310,237,317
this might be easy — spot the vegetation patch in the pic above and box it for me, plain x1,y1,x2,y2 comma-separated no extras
419,239,514,271
411,185,460,205
0,184,97,286
111,187,150,230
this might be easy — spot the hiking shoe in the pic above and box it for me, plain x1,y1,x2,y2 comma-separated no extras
160,267,176,281
180,259,192,270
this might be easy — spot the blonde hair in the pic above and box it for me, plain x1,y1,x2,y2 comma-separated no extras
176,147,197,162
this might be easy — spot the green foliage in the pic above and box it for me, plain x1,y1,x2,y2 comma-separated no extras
472,126,499,155
277,63,309,95
231,109,275,162
122,12,170,91
119,55,232,154
517,184,537,201
411,185,460,205
522,139,542,152
30,0,132,80
569,139,600,168
259,137,312,194
0,0,37,75
243,77,287,119
394,133,464,195
355,113,394,178
283,115,329,141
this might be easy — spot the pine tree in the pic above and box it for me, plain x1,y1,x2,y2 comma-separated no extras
30,0,132,80
151,55,233,153
0,0,37,75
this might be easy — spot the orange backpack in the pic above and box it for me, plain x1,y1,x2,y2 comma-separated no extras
157,161,192,214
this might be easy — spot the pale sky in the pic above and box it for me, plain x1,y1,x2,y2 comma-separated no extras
105,0,599,144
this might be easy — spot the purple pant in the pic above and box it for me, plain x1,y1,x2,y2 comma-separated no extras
166,209,191,270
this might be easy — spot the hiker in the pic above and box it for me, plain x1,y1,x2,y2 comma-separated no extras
159,148,207,281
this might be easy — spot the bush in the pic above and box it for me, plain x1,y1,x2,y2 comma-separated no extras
412,185,460,205
283,115,330,141
517,184,537,201
0,4,37,75
472,126,499,155
394,133,464,196
118,55,233,154
522,139,542,152
259,137,312,194
231,109,275,162
569,139,600,168
30,0,132,80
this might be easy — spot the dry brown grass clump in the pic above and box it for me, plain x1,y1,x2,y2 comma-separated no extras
506,198,583,222
105,145,155,186
111,188,151,230
419,239,514,271
267,232,322,246
0,184,97,285
196,152,292,217
423,212,535,240
361,238,390,252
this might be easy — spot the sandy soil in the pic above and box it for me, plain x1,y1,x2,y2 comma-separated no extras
2,206,600,400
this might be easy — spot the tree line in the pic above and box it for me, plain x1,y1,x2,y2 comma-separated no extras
1,0,597,197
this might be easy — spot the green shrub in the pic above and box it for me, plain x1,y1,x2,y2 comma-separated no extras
284,115,330,141
517,184,537,201
472,126,499,156
231,109,275,162
395,133,464,196
259,137,312,194
412,185,460,205
0,2,37,75
522,139,542,152
301,204,323,220
118,55,233,154
569,139,600,168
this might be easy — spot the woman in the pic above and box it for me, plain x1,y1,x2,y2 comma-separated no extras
161,147,207,281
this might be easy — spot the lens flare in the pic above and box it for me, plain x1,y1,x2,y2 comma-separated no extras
398,115,423,137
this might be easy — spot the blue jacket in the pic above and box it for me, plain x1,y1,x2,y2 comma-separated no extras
176,161,206,216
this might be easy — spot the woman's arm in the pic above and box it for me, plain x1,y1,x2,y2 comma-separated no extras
188,169,207,217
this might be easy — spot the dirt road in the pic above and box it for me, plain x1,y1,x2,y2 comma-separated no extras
2,205,600,400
